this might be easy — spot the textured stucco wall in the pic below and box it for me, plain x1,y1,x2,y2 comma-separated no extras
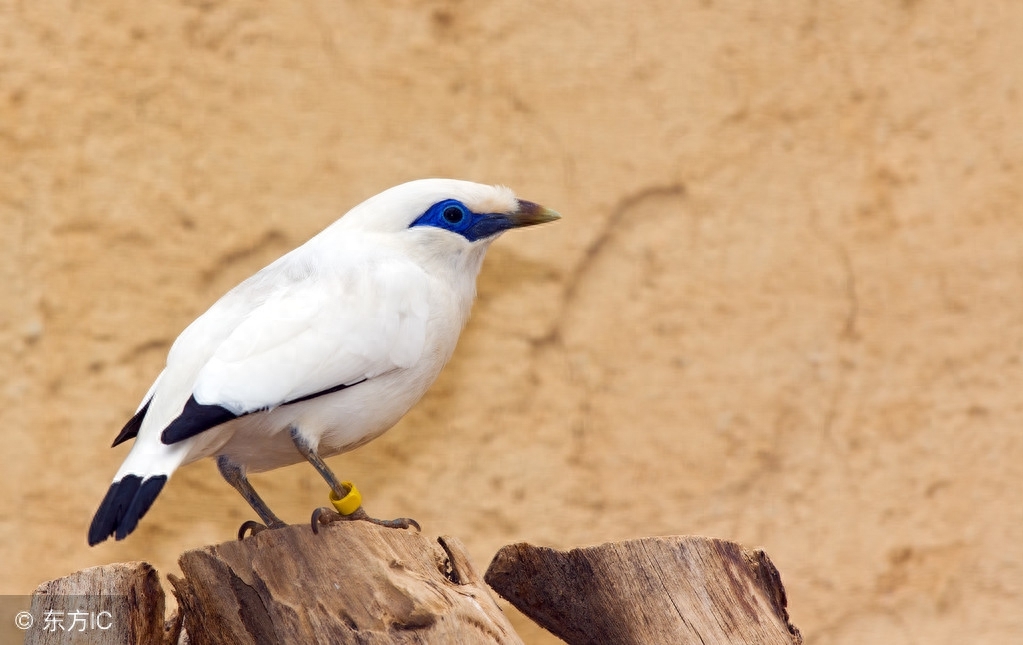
3,2,1022,643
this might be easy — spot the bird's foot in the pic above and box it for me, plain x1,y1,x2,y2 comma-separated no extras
237,519,288,540
310,480,420,534
311,506,420,534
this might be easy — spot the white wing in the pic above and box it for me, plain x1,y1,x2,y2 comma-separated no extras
190,256,430,415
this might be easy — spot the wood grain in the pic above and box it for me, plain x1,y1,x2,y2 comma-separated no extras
485,536,802,645
25,561,166,645
169,522,523,644
29,531,804,644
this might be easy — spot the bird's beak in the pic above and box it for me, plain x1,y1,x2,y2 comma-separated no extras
509,199,561,228
465,198,561,240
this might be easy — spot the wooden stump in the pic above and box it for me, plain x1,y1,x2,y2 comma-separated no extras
169,522,523,645
485,536,802,645
27,530,802,644
25,561,166,645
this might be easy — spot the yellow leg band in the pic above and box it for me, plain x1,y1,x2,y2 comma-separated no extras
329,481,362,516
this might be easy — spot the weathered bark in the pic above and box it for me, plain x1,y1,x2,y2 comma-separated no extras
25,561,167,645
485,536,802,645
169,521,523,645
28,530,802,645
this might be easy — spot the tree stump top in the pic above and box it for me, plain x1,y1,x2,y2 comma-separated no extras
171,522,523,645
485,535,802,645
28,528,802,645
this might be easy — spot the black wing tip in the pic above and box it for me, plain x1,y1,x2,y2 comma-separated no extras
161,395,238,444
87,475,168,546
158,383,367,446
111,399,151,448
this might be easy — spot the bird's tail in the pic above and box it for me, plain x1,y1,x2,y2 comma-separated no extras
87,444,188,546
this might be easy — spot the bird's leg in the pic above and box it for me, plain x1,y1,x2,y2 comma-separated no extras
288,426,420,533
216,456,287,539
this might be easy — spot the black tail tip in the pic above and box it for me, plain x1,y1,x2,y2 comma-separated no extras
87,475,167,546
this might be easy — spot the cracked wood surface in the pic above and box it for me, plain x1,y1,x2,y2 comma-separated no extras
27,532,805,645
169,522,522,645
485,536,801,645
25,562,166,645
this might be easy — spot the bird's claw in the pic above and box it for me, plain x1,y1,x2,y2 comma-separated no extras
237,519,287,540
311,506,337,534
361,512,421,531
238,520,267,540
310,506,420,534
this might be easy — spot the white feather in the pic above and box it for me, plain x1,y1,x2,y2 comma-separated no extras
192,247,430,413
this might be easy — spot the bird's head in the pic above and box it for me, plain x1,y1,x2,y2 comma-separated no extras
335,179,560,273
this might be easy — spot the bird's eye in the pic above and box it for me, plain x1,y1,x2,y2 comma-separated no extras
442,206,464,224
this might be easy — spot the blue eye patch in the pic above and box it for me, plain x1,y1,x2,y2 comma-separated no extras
409,199,516,242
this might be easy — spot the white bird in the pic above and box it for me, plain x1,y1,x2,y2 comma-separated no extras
88,179,559,545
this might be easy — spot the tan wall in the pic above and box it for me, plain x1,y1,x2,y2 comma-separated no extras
3,2,1022,643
